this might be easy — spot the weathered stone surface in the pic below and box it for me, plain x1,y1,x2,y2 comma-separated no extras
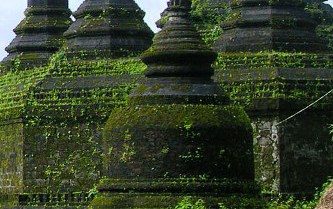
0,121,24,195
215,52,333,194
214,0,328,52
0,0,72,70
0,1,153,207
215,51,333,194
316,182,333,209
10,0,153,197
64,0,154,59
214,1,333,193
94,1,259,208
250,111,333,193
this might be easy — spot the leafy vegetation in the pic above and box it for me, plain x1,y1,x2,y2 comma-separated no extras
191,0,229,46
174,197,206,209
172,178,333,208
0,50,147,195
305,1,333,49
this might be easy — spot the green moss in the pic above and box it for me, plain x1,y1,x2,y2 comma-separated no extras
103,102,254,184
0,123,24,195
97,178,258,192
90,193,266,209
106,104,251,131
214,51,333,109
215,51,333,70
0,66,49,120
0,49,148,195
92,178,262,208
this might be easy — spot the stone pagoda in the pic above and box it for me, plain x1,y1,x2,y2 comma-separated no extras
214,0,333,194
1,0,72,70
63,0,154,59
0,0,153,207
91,0,262,208
18,0,153,196
214,0,327,52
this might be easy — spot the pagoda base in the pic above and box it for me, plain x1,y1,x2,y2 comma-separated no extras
91,178,264,209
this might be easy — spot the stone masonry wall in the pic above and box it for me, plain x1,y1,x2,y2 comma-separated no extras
23,121,104,193
251,115,280,193
0,121,24,194
251,110,333,194
279,111,333,193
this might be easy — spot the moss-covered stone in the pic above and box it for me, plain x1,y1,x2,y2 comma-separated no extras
213,2,333,193
95,1,257,208
63,0,153,59
0,0,72,70
0,51,147,198
104,104,253,180
215,0,328,52
90,178,266,209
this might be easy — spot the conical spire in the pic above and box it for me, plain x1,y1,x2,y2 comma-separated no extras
1,0,72,69
130,0,226,105
215,0,328,52
64,0,154,59
142,0,215,77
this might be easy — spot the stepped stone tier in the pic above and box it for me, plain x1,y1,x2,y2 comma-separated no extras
0,0,72,70
214,0,328,52
0,0,153,207
214,0,333,194
63,0,154,59
91,0,263,208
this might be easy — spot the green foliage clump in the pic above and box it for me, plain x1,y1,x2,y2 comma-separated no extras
174,197,206,209
215,51,333,70
305,2,333,50
265,178,333,209
267,195,317,209
172,195,267,209
191,0,229,46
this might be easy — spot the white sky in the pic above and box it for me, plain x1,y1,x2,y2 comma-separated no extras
0,0,332,60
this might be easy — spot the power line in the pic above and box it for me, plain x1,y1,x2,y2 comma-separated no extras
276,88,333,126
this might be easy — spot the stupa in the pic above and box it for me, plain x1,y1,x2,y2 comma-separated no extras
214,0,333,194
214,0,327,52
19,0,153,195
0,0,153,207
63,0,154,59
91,0,262,208
0,0,72,70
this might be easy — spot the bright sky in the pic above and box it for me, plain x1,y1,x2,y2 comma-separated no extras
0,0,332,60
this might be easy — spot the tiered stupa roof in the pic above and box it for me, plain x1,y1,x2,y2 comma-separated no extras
1,0,72,69
64,0,154,59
